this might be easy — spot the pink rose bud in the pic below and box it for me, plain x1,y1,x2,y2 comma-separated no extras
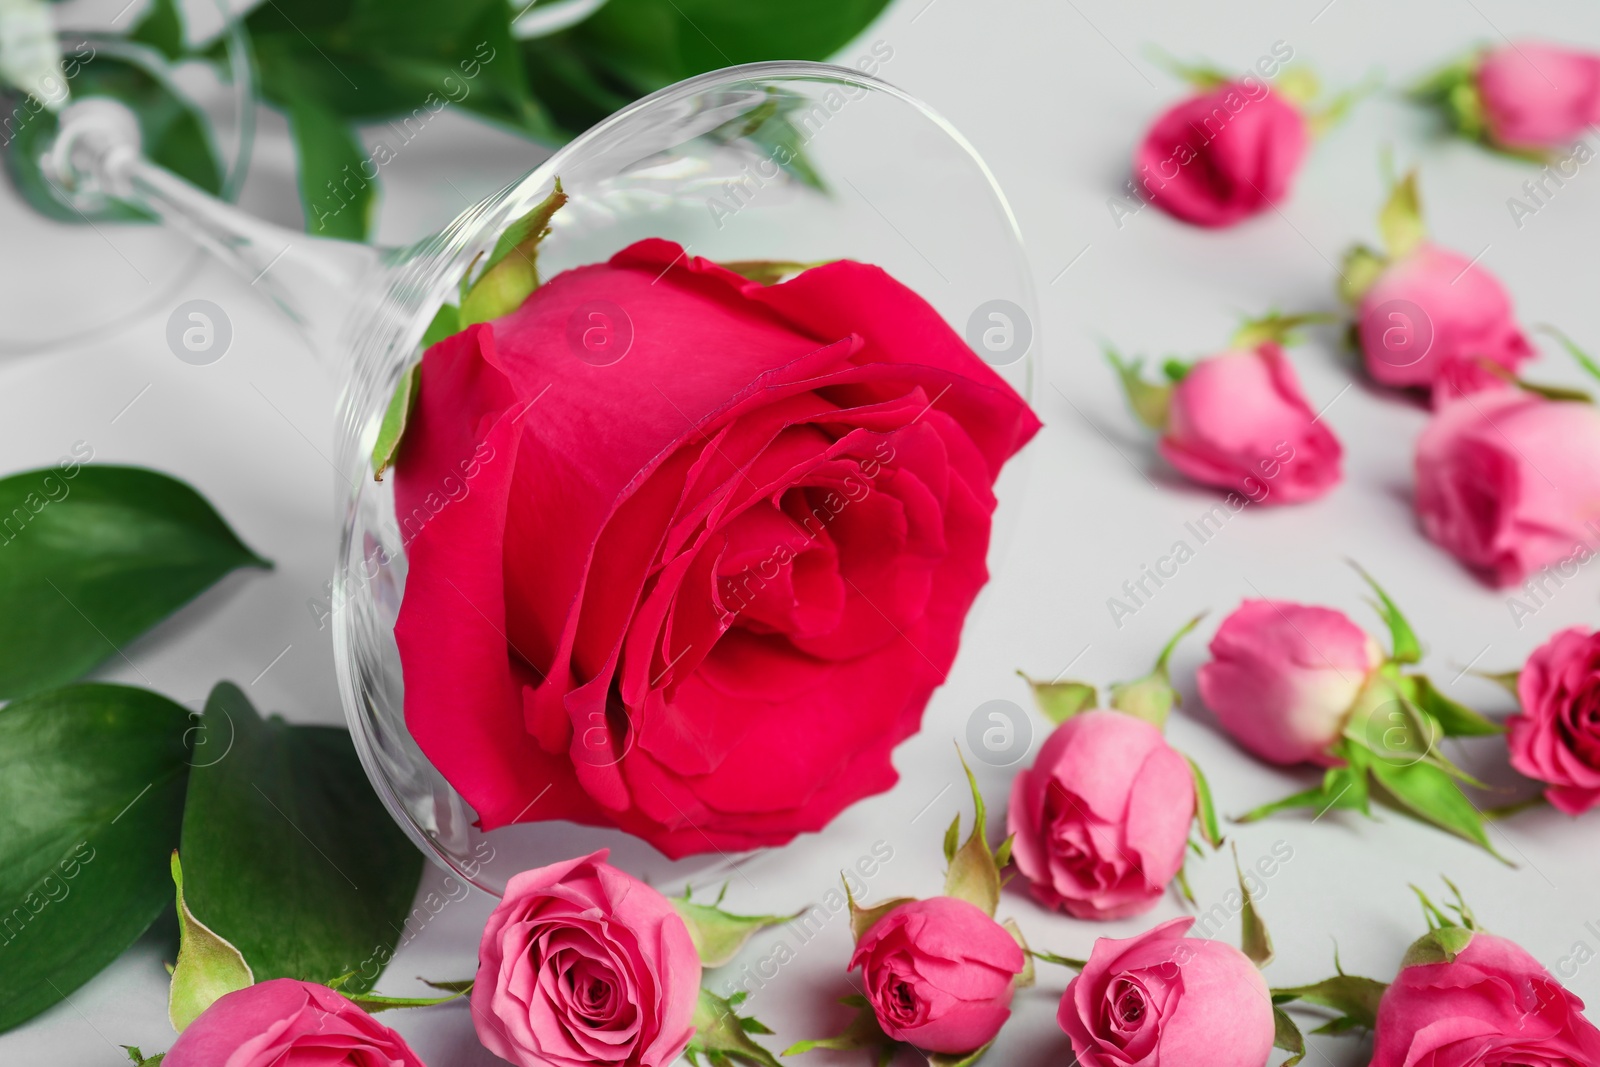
1356,243,1534,391
1161,344,1342,504
1134,82,1309,227
1006,709,1195,920
1478,43,1600,152
1508,626,1600,813
472,850,701,1067
1416,391,1600,585
849,896,1024,1055
1372,932,1600,1066
1198,599,1384,765
1059,917,1275,1067
163,979,427,1067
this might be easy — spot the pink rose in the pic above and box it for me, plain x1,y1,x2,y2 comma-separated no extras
1416,391,1600,585
849,896,1024,1054
472,849,700,1067
1478,43,1600,152
1198,599,1384,765
1508,626,1600,814
1159,345,1342,504
1059,917,1275,1067
1372,932,1600,1066
1134,82,1308,227
1356,243,1534,392
1006,710,1194,920
394,239,1039,857
163,979,426,1067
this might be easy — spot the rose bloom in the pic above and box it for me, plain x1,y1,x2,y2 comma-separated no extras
1159,345,1342,504
472,850,700,1067
1372,932,1600,1067
1509,626,1600,814
1197,599,1384,765
1006,709,1194,920
1134,81,1308,227
1059,917,1274,1067
1356,243,1534,392
394,239,1039,857
1478,42,1600,152
1416,391,1600,585
163,979,426,1067
850,896,1024,1054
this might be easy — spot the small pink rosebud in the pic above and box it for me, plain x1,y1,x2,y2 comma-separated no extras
163,980,427,1067
1478,42,1600,152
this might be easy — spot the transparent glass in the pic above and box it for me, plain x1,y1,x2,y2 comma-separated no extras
43,60,1038,895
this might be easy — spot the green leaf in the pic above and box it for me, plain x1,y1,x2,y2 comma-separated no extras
1185,755,1223,848
1378,171,1427,260
287,94,373,241
1106,347,1172,431
1409,675,1501,737
1368,759,1504,861
1017,671,1097,726
1232,842,1273,968
371,363,421,482
944,751,1001,916
671,894,799,969
1273,1007,1306,1067
1539,325,1600,389
0,464,268,700
784,995,892,1060
1108,612,1203,728
1339,244,1388,306
3,54,224,224
178,683,424,994
459,179,569,327
0,685,191,1032
131,0,186,62
123,1047,165,1066
1351,562,1422,665
168,852,252,1032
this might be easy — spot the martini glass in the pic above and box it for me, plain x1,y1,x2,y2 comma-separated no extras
38,59,1038,895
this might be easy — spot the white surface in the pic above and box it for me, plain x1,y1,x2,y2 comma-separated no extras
6,0,1600,1064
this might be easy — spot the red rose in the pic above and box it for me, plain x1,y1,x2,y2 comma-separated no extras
1133,82,1308,227
394,240,1039,857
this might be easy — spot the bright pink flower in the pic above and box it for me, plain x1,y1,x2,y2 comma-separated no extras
1159,345,1342,504
1198,600,1383,765
472,850,700,1067
1415,391,1600,585
1006,710,1194,920
1059,917,1275,1067
393,239,1039,857
1134,82,1308,227
1356,243,1534,392
1372,932,1600,1066
849,896,1024,1054
163,979,426,1067
1508,626,1600,814
1478,42,1600,152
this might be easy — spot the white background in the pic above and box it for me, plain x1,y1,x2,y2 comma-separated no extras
6,0,1600,1064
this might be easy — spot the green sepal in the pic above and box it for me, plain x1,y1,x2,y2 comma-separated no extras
341,984,471,1013
1185,755,1223,848
1161,358,1190,382
1146,47,1231,90
1108,613,1203,729
1377,172,1427,261
1106,347,1172,431
1030,949,1088,971
718,260,829,286
1539,325,1600,390
1410,51,1489,145
1235,743,1369,823
122,1048,165,1066
1273,1007,1306,1067
846,883,915,944
686,989,783,1067
1400,925,1475,967
168,852,253,1032
944,750,1002,916
1339,244,1388,306
1272,970,1386,1033
1232,842,1273,968
371,363,421,482
1407,675,1502,737
929,1042,994,1067
1002,918,1034,989
1306,73,1380,138
1369,760,1506,861
673,888,801,969
1174,860,1196,906
1017,671,1098,726
1351,562,1421,665
1478,669,1522,697
459,179,568,328
783,995,893,1063
1274,66,1320,107
420,304,460,349
1230,312,1337,350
